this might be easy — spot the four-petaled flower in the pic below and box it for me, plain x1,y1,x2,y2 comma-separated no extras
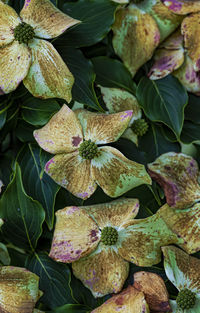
34,104,151,199
0,0,80,101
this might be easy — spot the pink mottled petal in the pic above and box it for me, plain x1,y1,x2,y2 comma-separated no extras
34,104,83,154
161,0,200,15
159,30,184,50
0,41,31,94
72,244,129,297
20,0,80,39
49,206,100,263
75,109,133,145
45,152,97,200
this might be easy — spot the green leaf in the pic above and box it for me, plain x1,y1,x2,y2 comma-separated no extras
56,47,102,111
184,94,200,124
56,0,118,48
92,56,136,94
181,121,200,144
0,164,45,250
49,304,90,313
17,144,59,230
25,253,75,309
136,76,188,138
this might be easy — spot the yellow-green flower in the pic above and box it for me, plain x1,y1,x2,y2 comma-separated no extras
162,245,200,313
34,104,151,199
0,0,80,101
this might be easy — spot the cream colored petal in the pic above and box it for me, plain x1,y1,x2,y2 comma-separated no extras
72,245,129,297
91,146,151,198
83,198,140,228
122,128,138,146
133,272,171,313
159,203,200,254
162,246,200,294
112,6,160,77
0,1,21,47
159,29,184,50
45,152,97,200
75,109,133,145
91,285,149,313
49,206,100,263
161,0,200,14
20,0,80,39
181,13,200,71
99,86,141,124
23,39,74,102
174,54,200,95
34,104,83,154
0,180,3,193
148,152,200,209
0,41,31,94
0,266,40,313
112,0,129,3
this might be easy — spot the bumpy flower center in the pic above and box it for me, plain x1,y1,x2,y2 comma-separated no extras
131,119,148,136
176,288,196,309
14,22,35,44
101,227,118,245
79,140,99,160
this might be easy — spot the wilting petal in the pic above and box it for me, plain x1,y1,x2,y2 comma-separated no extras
34,105,83,154
23,39,74,102
159,29,184,50
91,146,151,198
161,0,200,14
112,0,129,3
83,198,140,229
133,272,171,312
99,86,141,123
20,0,80,39
49,206,100,263
117,211,179,266
112,6,160,77
0,1,21,47
75,109,133,144
45,152,97,199
160,203,200,254
181,13,200,71
148,152,200,209
0,41,31,94
91,285,149,313
162,246,200,294
0,266,40,313
72,244,129,297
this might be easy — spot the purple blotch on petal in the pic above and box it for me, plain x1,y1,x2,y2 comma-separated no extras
120,110,133,121
72,136,82,147
45,158,55,172
161,0,182,12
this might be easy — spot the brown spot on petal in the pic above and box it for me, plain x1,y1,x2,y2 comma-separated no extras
72,135,82,147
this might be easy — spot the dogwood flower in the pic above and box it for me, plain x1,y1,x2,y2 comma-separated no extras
49,198,182,297
162,245,200,313
0,0,80,101
112,0,183,77
34,104,151,199
149,1,200,94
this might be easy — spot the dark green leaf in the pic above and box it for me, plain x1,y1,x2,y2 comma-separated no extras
181,121,200,144
49,304,90,313
184,94,200,124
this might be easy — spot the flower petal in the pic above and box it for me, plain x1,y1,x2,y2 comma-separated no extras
45,152,97,199
161,0,200,14
117,210,179,266
91,285,149,313
181,13,200,71
75,109,133,145
0,266,40,313
23,39,74,102
83,198,140,229
160,203,200,254
133,271,171,312
122,128,138,146
0,1,21,47
91,146,151,198
34,104,83,154
72,245,129,297
49,205,100,263
162,246,200,293
0,41,31,94
20,0,80,39
148,152,200,209
112,6,160,76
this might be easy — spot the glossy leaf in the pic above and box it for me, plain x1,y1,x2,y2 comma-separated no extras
181,121,200,144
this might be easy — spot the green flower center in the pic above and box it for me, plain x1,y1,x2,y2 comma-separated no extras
131,119,148,137
176,288,196,309
14,22,35,44
79,140,99,160
101,227,118,246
